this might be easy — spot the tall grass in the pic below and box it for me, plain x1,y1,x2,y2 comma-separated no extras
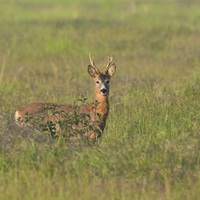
0,0,200,199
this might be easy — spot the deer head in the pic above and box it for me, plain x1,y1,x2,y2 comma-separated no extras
88,55,116,96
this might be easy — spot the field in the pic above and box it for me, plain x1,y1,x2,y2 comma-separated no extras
0,0,200,199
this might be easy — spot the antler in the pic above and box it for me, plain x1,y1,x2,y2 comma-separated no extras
89,54,100,74
105,56,113,71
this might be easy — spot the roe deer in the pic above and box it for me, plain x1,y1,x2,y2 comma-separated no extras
14,55,116,141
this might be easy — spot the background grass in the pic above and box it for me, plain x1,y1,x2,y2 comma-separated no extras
0,0,200,199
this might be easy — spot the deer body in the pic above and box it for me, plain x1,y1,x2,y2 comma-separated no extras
14,56,116,141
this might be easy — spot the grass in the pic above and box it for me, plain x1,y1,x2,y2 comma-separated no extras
0,0,200,199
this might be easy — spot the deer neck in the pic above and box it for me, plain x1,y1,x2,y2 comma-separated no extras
94,92,109,121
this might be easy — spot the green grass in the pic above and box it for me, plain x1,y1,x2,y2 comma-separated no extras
0,0,200,199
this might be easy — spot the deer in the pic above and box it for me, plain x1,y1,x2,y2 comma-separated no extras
14,55,116,142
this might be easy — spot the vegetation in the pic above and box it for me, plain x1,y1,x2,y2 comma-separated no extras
0,0,200,199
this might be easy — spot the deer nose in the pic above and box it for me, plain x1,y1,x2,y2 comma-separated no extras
101,88,107,94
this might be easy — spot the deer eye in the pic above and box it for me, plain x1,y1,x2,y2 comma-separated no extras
106,80,109,84
96,81,100,84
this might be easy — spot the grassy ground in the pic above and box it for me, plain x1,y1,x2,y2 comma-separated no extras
0,0,200,199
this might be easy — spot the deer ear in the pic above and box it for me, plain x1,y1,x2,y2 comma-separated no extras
107,64,116,77
88,65,98,78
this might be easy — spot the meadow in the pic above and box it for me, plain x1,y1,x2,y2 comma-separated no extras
0,0,200,199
